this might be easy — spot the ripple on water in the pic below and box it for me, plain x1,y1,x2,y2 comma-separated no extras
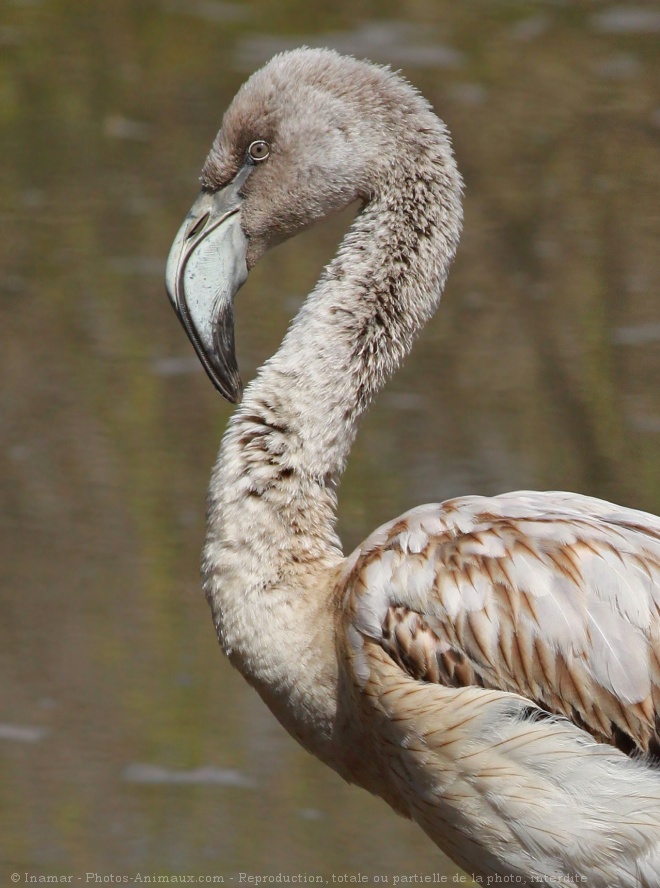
236,23,465,71
612,323,660,346
0,723,48,743
591,7,660,34
122,763,256,788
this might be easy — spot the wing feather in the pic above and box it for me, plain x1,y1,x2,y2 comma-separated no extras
343,491,660,755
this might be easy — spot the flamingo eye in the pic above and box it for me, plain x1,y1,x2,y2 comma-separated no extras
247,140,270,163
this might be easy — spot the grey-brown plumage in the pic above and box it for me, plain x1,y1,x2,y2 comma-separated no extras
166,49,660,885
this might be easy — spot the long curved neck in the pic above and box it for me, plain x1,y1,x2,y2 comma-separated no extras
202,146,462,738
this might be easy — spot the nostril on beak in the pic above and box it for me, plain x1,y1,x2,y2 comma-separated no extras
186,212,210,240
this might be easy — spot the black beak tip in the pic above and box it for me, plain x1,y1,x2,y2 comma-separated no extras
207,366,243,404
222,384,243,405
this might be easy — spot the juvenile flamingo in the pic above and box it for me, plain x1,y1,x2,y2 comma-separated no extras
166,48,660,884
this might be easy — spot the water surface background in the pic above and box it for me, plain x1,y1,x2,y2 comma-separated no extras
1,0,659,882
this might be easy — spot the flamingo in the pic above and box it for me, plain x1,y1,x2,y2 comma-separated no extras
165,48,660,884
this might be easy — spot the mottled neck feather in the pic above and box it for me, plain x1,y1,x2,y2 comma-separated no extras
204,143,462,623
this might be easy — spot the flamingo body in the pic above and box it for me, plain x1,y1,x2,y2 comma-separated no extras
165,48,660,884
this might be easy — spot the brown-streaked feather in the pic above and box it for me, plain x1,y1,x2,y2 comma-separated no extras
344,491,660,757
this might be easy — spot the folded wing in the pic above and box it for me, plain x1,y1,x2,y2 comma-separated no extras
343,491,660,756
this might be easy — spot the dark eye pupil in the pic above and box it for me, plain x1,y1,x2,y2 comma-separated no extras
248,140,269,161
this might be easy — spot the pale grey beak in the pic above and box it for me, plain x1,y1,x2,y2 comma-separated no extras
165,168,251,402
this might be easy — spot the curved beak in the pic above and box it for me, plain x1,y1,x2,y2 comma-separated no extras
165,170,251,402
